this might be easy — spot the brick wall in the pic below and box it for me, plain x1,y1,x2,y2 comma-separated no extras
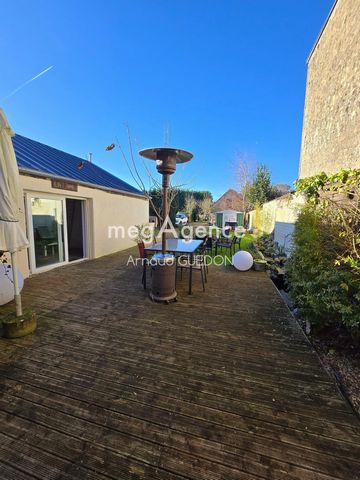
299,0,360,178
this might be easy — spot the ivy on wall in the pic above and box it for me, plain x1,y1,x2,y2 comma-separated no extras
295,168,360,270
295,169,360,204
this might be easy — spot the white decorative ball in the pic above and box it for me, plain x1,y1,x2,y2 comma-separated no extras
232,251,254,271
0,263,24,306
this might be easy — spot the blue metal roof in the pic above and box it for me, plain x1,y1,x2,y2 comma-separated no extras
12,134,143,196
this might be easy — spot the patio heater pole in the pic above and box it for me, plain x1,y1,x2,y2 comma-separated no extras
139,147,193,303
162,172,169,255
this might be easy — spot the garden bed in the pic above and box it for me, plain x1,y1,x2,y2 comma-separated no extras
278,287,360,417
282,168,360,417
305,323,360,416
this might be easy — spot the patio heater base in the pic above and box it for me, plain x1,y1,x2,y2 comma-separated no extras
149,290,177,304
150,254,177,304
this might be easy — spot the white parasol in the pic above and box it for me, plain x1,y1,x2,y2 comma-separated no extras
0,108,29,316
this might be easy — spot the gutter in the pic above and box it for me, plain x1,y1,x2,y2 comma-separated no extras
19,167,147,201
307,0,338,64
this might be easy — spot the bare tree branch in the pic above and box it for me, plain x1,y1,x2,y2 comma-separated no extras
199,195,213,221
233,151,256,212
183,193,197,222
110,125,191,224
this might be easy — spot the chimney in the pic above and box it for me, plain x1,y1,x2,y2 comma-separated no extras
87,153,93,163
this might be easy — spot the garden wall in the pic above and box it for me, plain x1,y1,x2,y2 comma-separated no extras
248,194,305,253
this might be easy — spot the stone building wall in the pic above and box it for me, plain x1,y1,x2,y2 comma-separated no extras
299,0,360,178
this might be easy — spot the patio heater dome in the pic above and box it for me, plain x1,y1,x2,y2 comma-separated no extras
139,147,193,303
139,147,193,175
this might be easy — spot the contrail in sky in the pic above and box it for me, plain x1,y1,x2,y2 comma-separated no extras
2,65,54,101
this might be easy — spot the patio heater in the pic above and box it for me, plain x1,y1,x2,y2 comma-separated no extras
139,147,193,303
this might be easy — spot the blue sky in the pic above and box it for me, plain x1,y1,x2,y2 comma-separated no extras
1,0,333,199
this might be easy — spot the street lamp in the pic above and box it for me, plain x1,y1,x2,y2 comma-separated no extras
139,147,193,302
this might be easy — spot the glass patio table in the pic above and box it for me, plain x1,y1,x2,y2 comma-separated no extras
144,239,204,294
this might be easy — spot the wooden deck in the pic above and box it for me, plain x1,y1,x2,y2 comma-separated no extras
0,249,359,480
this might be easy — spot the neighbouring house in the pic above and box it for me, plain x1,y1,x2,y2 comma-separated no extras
11,134,148,278
212,189,244,212
212,189,245,228
299,0,360,178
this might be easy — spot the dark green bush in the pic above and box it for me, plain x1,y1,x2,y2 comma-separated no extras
149,188,213,223
286,206,360,332
250,233,287,260
252,233,277,258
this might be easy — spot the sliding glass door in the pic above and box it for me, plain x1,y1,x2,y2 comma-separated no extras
27,194,88,273
30,197,66,270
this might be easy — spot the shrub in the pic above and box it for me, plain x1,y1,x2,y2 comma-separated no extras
240,234,255,252
252,233,277,258
294,168,360,272
287,175,360,333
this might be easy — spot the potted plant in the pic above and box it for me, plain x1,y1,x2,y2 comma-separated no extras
253,258,267,272
247,241,268,272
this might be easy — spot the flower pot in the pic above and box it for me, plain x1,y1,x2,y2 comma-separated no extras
253,260,267,272
2,311,37,339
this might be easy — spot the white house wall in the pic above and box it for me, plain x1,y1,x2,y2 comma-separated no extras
17,174,148,278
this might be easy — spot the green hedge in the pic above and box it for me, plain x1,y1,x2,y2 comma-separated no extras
149,188,213,222
287,206,360,331
287,169,360,334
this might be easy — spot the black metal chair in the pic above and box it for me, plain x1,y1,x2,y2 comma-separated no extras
176,243,207,292
204,236,215,256
138,242,147,289
215,235,237,256
203,236,217,277
233,233,244,252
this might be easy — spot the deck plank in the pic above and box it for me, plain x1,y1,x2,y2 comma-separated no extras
0,249,360,480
